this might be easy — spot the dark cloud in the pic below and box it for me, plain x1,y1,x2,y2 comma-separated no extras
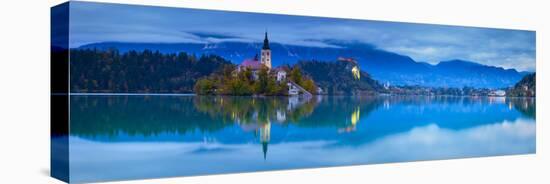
186,31,243,40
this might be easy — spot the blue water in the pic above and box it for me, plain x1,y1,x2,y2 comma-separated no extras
61,95,536,183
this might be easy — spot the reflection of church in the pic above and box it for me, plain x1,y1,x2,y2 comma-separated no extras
229,96,318,160
259,122,271,160
226,96,363,159
238,119,272,160
258,104,362,159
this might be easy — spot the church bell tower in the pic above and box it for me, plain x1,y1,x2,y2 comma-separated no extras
261,31,272,69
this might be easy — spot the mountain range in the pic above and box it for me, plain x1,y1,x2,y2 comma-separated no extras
79,41,530,88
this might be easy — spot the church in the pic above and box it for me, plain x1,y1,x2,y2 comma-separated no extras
237,32,273,75
236,32,288,81
236,31,312,96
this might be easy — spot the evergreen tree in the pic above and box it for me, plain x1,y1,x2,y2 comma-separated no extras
290,67,303,84
70,48,233,93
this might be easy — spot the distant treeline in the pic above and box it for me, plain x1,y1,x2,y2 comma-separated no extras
69,49,232,93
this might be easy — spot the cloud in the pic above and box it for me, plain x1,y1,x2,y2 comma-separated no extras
67,1,536,71
187,31,244,40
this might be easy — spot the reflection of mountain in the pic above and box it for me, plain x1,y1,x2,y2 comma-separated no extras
324,96,533,146
70,96,535,146
80,41,528,88
69,95,535,163
507,98,536,119
295,96,381,129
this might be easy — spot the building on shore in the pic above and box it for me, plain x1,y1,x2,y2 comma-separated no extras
489,90,506,97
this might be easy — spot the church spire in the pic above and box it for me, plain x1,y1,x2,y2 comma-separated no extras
260,30,272,69
262,31,270,50
262,141,268,160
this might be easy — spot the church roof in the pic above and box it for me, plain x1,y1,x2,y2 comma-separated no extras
240,58,264,70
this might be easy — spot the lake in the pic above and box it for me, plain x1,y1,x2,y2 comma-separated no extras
60,95,536,183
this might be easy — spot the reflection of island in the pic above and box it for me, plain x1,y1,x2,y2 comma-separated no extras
260,122,270,160
193,96,318,125
192,96,384,158
194,96,317,159
65,94,537,178
70,95,536,138
69,95,325,138
69,95,535,160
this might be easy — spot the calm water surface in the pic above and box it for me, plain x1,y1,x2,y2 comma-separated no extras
62,95,535,183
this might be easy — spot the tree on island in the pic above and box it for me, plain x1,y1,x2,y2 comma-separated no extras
194,65,317,96
290,67,302,84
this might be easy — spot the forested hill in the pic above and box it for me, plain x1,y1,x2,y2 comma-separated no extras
297,60,382,95
507,73,536,97
69,49,233,93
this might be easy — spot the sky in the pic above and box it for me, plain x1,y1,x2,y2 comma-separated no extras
67,1,536,72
